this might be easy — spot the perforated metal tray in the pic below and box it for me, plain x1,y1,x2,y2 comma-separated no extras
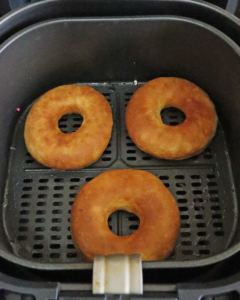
3,82,237,269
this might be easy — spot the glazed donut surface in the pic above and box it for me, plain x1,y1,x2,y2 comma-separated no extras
71,169,180,261
125,78,218,160
24,85,113,169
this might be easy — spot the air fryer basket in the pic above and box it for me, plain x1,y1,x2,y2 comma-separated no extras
0,16,240,270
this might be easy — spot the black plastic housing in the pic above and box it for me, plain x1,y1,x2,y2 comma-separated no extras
0,1,239,300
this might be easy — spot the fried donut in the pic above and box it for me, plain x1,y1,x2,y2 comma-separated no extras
71,169,180,261
126,78,218,160
24,85,113,169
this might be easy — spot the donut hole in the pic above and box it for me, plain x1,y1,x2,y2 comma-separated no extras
108,210,140,236
58,113,83,133
160,107,186,126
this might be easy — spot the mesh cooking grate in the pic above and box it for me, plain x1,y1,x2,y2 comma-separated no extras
4,83,237,263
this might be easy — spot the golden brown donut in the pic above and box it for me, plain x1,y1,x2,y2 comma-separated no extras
71,169,180,261
125,78,218,160
24,85,113,169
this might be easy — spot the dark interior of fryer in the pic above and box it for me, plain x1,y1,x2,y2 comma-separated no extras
0,17,239,280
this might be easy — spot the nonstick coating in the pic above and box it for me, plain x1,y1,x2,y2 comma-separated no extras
0,16,239,270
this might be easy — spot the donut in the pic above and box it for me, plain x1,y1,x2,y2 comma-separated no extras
24,85,113,169
125,78,218,160
71,169,180,261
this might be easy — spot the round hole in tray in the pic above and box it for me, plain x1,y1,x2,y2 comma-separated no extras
58,113,83,133
160,107,186,126
108,210,140,236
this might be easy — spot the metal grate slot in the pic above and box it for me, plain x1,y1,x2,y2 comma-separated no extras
161,107,186,126
58,113,83,133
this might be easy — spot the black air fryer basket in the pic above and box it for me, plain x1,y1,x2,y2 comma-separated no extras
1,1,240,300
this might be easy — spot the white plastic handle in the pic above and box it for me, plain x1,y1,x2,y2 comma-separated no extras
93,254,143,294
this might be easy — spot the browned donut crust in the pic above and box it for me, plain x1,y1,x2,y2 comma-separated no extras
71,169,180,261
24,85,113,169
125,78,218,160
